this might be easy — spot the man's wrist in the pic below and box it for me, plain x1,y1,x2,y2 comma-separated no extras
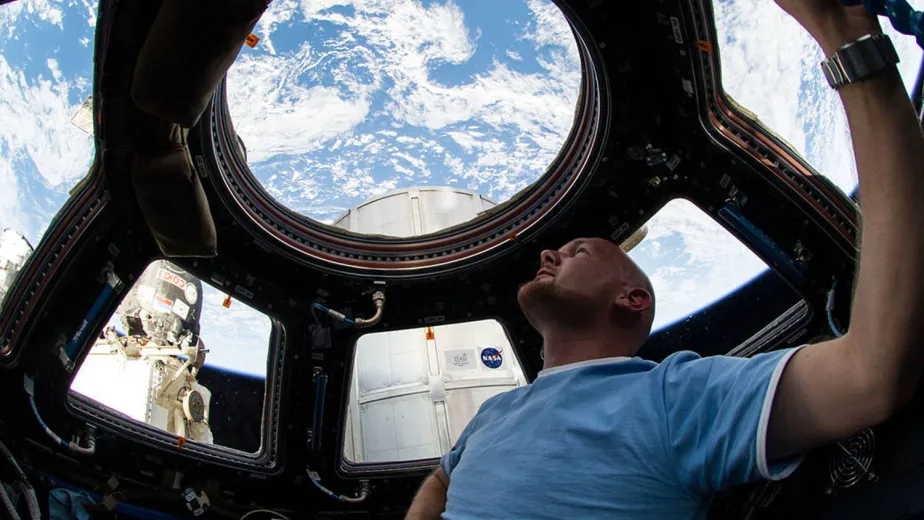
814,16,883,56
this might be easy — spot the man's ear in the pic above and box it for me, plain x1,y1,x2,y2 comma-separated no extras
614,287,653,313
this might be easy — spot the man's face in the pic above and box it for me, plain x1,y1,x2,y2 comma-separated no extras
517,237,653,332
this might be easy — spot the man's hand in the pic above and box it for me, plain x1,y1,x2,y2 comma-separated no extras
766,1,924,460
774,0,882,55
405,468,450,520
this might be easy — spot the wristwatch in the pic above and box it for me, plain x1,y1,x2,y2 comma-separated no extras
820,33,900,90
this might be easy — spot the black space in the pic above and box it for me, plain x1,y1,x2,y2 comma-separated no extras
197,366,265,453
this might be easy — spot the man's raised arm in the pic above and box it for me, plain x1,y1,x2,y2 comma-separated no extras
767,2,924,460
404,468,449,520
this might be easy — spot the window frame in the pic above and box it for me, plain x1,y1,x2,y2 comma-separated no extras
64,276,288,473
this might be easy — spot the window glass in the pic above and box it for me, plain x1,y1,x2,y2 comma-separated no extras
343,319,526,464
226,0,582,235
714,0,924,194
0,0,98,244
69,261,272,453
627,199,770,332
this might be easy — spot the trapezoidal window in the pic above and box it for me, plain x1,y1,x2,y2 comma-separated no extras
69,261,273,453
225,0,582,237
343,319,525,464
627,199,804,359
713,1,923,195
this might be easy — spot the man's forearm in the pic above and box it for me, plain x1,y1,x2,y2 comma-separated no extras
819,21,924,406
405,471,448,520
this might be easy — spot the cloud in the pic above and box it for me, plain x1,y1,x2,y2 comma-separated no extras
629,199,768,331
227,0,582,223
0,55,92,187
198,285,274,377
0,0,64,35
714,0,923,194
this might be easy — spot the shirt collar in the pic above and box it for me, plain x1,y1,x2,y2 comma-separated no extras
537,356,630,378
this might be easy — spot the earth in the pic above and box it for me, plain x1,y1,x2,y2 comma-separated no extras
1,0,921,376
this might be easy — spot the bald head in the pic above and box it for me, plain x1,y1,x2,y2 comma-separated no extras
517,237,656,354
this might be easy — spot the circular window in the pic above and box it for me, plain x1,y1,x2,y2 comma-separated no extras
210,0,603,275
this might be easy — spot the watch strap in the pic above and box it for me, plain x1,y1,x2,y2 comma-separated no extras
821,34,899,89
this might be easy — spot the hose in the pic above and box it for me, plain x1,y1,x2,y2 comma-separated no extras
313,290,386,328
306,470,369,503
0,484,21,520
354,292,385,328
29,394,97,456
0,440,40,520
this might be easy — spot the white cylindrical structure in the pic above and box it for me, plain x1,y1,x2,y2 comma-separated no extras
344,320,526,464
338,186,526,464
332,187,496,238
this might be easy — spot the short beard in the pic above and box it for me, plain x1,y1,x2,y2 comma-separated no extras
517,280,600,332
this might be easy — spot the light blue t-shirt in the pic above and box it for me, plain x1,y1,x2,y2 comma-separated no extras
440,348,805,519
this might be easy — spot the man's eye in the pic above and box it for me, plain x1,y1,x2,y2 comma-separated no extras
576,249,589,256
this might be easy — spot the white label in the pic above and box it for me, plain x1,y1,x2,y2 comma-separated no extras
444,349,474,371
670,16,683,44
185,284,198,304
172,299,190,320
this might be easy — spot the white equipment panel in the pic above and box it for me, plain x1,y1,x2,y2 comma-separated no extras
344,319,526,463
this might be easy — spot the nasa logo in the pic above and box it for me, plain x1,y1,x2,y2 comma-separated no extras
480,347,503,369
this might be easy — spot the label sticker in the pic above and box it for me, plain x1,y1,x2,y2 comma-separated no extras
670,16,683,44
172,299,190,320
136,285,155,306
480,347,503,369
244,33,260,48
445,350,474,371
153,295,173,314
157,269,187,290
185,284,198,304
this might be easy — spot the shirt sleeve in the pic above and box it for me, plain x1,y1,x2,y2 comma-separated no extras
660,347,806,494
439,404,484,479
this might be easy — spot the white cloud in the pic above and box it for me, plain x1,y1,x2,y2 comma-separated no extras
47,58,62,81
198,285,273,377
226,46,371,163
629,199,768,331
0,0,64,35
0,55,92,187
506,50,522,61
227,0,582,219
715,0,923,194
254,0,299,55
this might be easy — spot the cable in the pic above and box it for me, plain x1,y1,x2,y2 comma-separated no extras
826,281,846,338
0,440,39,520
312,303,355,325
27,387,97,455
240,509,292,520
306,469,370,503
312,289,386,328
0,484,21,520
311,374,327,455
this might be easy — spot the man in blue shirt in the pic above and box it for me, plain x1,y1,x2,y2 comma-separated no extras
406,0,924,517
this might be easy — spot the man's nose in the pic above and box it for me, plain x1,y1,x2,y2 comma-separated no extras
540,249,560,267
